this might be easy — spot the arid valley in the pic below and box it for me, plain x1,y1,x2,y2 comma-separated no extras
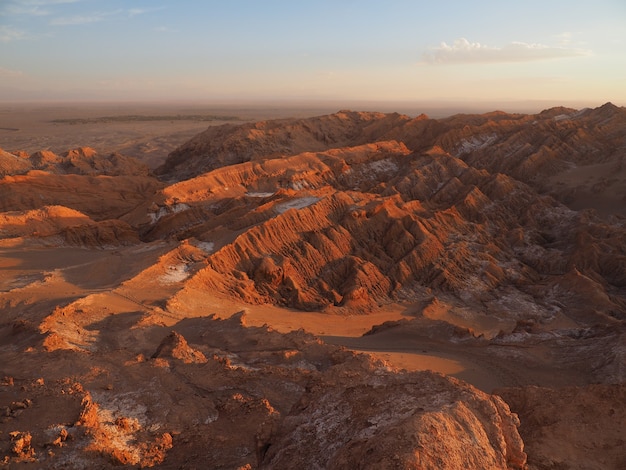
1,102,625,469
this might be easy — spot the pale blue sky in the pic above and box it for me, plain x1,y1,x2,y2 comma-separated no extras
1,0,625,108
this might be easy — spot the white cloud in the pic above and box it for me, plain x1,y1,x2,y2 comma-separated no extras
1,0,81,16
0,67,24,77
0,25,26,42
49,13,108,25
129,7,164,18
49,6,163,25
422,38,590,65
554,32,572,47
128,8,147,17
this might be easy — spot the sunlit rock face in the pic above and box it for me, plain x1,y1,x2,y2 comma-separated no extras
1,104,624,468
155,106,626,326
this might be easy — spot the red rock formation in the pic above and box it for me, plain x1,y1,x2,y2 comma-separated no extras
159,135,623,322
151,331,208,364
1,312,528,469
262,370,526,469
156,111,413,179
2,103,626,469
0,172,163,221
497,384,626,470
0,148,31,176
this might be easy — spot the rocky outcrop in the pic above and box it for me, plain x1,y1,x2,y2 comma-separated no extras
261,370,526,469
2,313,527,469
60,148,151,176
0,148,31,176
155,111,413,179
0,205,94,239
1,147,150,177
159,103,626,217
61,219,140,247
0,172,163,222
0,205,138,246
151,331,208,364
161,137,625,324
2,103,626,469
497,384,626,470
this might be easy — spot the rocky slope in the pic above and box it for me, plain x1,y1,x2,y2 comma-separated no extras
157,104,626,216
155,111,416,180
0,313,527,469
1,146,150,177
1,103,625,468
497,384,626,470
155,135,626,327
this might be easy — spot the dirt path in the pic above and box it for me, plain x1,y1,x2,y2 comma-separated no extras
224,303,520,392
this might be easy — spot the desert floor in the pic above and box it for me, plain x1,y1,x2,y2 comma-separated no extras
0,102,341,169
1,238,571,395
0,103,608,395
3,102,625,470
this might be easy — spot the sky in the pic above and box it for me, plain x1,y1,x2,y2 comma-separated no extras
1,0,625,109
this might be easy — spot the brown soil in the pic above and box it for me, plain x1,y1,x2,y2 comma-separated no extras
1,103,625,469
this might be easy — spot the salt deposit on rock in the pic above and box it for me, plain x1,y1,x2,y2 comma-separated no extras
2,103,625,468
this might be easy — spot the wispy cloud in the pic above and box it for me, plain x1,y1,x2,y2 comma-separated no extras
0,67,25,79
2,1,163,25
422,38,590,65
128,8,147,17
1,0,81,16
13,0,80,4
49,6,164,25
554,32,573,47
154,26,177,33
49,10,118,25
0,0,82,38
129,7,164,18
3,5,50,16
0,25,27,42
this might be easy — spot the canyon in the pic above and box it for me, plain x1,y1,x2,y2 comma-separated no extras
1,103,625,469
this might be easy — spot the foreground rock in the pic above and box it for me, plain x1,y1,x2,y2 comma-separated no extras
497,384,626,470
2,103,625,468
0,314,526,469
262,368,526,469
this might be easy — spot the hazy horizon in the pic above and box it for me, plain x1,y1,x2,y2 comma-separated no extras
1,1,625,107
0,97,617,121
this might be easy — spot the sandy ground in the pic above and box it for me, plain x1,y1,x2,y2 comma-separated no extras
0,241,510,391
1,102,622,397
546,158,626,217
238,304,492,387
2,103,624,469
1,240,551,394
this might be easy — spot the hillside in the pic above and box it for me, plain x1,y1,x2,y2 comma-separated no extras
1,104,625,469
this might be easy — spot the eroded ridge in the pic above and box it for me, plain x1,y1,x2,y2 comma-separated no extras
1,104,625,468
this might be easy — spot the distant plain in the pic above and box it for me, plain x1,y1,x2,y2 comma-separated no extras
0,102,340,168
0,100,554,168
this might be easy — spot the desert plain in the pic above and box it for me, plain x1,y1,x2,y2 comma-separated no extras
0,102,625,469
